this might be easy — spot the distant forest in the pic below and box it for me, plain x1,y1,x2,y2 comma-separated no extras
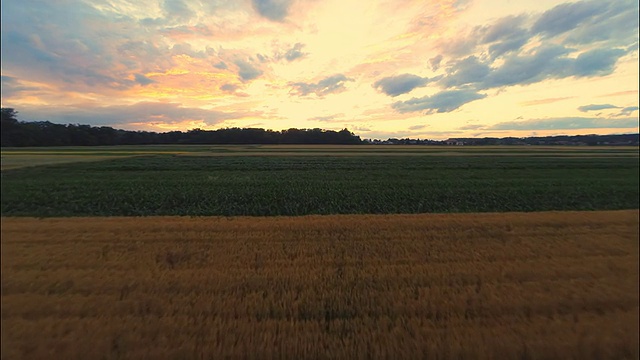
1,108,363,147
377,134,639,146
1,108,638,147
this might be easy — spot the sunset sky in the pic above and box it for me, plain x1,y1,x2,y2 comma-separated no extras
1,0,638,140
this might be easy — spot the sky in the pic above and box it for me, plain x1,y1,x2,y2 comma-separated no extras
1,0,638,140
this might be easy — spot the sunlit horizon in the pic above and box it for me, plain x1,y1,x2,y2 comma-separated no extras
1,0,638,141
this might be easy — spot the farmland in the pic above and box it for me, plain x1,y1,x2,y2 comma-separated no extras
1,145,638,359
1,145,638,216
1,210,638,359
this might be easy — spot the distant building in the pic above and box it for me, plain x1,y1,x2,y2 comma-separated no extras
445,139,464,146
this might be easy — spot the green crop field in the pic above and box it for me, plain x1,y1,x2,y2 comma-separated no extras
1,146,638,217
2,145,639,359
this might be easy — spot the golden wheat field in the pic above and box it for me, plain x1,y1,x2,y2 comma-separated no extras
1,210,638,359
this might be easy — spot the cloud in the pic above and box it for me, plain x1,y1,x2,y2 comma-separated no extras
1,0,637,135
408,124,428,130
457,124,484,130
440,36,479,57
441,56,492,88
220,83,239,92
521,97,573,106
290,74,353,97
134,74,155,86
577,104,619,112
0,0,214,95
252,0,291,21
160,25,213,39
527,0,639,49
1,30,127,91
436,0,637,64
0,75,41,97
437,44,628,90
351,125,371,132
479,44,573,88
16,102,261,127
284,43,307,62
256,54,268,63
213,61,228,70
392,90,486,114
373,74,430,97
488,117,639,130
573,48,626,76
619,106,639,116
429,55,443,71
308,114,345,122
487,35,529,59
480,15,527,44
219,83,249,97
532,1,608,37
564,1,639,45
234,59,263,81
599,90,638,97
116,40,172,70
162,0,195,22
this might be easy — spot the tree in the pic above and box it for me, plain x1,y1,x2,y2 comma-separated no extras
0,108,367,147
1,108,20,146
1,108,18,122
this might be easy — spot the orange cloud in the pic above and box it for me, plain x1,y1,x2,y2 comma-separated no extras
520,97,573,106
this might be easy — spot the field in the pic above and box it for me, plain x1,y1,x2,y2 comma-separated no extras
1,145,639,359
1,211,638,359
1,146,638,216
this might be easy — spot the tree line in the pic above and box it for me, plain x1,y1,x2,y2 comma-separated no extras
1,108,364,147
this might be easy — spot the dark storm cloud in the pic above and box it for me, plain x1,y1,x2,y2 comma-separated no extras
577,104,619,112
252,0,291,21
488,117,639,130
391,90,486,114
289,74,354,97
373,74,431,97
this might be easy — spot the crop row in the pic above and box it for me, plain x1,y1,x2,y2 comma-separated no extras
2,211,638,359
2,155,638,216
